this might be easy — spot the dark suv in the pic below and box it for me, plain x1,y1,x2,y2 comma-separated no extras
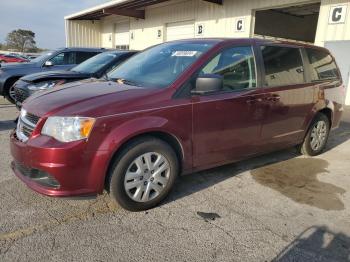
0,47,105,103
10,39,344,211
14,50,137,108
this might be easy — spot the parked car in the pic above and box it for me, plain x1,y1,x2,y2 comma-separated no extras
14,50,137,109
26,54,41,60
9,53,31,61
0,47,105,103
10,38,344,211
0,54,29,63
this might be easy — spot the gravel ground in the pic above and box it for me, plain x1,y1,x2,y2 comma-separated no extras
0,97,349,262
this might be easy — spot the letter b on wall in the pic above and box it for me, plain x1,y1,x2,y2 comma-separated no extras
329,5,347,24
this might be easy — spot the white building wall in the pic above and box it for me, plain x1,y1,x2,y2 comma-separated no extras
66,0,350,49
315,0,350,47
101,16,131,48
128,0,318,50
65,20,101,48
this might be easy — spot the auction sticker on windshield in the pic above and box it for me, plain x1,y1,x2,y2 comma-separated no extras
172,51,198,57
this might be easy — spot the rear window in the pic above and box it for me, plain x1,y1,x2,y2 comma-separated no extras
305,48,340,81
76,52,100,64
261,46,305,86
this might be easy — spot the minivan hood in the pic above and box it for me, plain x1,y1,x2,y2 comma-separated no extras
23,79,160,118
21,70,89,82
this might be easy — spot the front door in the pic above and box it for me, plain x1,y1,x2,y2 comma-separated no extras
192,45,266,168
46,52,76,71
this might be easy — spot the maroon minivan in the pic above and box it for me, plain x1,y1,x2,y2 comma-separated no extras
10,38,344,211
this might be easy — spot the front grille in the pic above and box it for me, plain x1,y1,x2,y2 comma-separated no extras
16,111,40,142
15,88,30,103
26,113,40,124
22,125,33,137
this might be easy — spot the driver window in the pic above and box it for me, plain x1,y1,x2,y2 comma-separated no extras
201,46,256,91
49,52,75,65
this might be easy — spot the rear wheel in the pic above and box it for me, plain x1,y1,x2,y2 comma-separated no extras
299,113,330,156
108,137,179,211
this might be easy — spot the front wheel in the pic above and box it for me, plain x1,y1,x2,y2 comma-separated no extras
299,113,330,156
108,137,179,211
4,79,18,104
6,84,16,104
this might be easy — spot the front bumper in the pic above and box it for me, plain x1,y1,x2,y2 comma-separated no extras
10,132,110,197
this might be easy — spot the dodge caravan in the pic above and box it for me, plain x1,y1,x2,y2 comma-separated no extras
10,38,344,211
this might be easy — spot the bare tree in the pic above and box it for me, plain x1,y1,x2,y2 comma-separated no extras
5,29,37,52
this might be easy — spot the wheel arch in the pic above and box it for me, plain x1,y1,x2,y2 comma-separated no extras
318,107,333,127
103,130,185,190
4,76,21,94
305,100,334,130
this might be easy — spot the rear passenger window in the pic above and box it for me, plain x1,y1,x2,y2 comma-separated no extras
76,52,99,64
201,46,256,91
261,46,305,86
306,49,340,81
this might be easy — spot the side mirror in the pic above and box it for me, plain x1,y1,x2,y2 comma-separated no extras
191,74,223,95
44,61,54,67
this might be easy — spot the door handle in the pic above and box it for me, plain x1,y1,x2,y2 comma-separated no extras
246,98,263,105
266,95,281,102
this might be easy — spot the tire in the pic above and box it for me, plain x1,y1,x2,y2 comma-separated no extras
299,113,330,156
4,79,18,104
108,137,179,211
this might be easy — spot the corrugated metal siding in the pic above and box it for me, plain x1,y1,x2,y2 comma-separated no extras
126,0,320,49
65,20,101,47
128,0,197,50
67,0,350,49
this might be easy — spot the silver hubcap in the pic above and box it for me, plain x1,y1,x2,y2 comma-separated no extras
310,120,327,151
9,85,16,101
124,152,170,203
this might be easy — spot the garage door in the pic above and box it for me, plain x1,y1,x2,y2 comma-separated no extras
166,21,195,41
115,22,130,50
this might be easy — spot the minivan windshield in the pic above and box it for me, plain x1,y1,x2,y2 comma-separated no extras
107,42,215,88
71,52,119,74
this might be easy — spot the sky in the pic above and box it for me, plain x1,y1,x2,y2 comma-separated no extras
0,0,109,49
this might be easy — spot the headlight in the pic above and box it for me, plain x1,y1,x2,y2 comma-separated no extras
42,117,96,142
27,81,63,91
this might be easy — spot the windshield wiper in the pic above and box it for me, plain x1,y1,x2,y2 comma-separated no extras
101,74,109,81
113,78,141,87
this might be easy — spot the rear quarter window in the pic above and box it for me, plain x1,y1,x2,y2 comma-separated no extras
305,48,340,81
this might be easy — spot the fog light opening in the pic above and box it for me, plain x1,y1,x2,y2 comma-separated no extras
14,162,60,189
